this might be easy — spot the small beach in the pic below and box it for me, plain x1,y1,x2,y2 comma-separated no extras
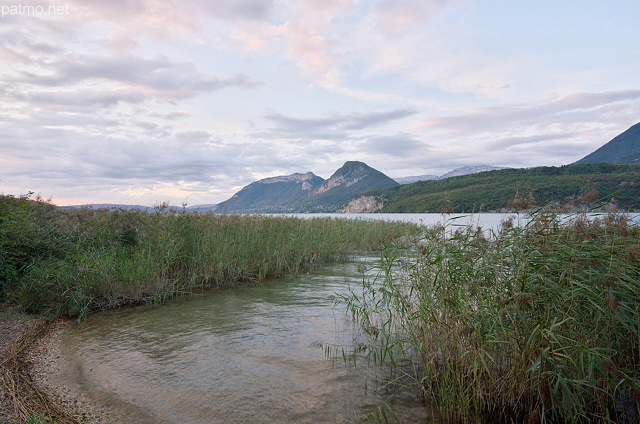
0,307,119,424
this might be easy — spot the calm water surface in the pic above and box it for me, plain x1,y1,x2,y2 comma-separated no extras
272,212,640,230
60,257,437,424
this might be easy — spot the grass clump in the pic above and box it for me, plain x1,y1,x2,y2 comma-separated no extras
343,210,640,423
0,194,419,320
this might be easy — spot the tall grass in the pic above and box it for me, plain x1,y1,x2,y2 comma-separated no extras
0,194,419,320
342,210,640,423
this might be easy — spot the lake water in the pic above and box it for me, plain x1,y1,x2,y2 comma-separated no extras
58,256,439,424
270,212,640,231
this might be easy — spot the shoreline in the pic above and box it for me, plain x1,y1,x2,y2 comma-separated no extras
0,307,118,424
0,306,52,424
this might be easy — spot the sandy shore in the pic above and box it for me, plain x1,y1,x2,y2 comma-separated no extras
0,305,43,424
0,305,120,424
27,320,120,424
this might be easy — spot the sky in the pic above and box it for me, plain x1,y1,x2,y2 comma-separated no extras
1,0,639,207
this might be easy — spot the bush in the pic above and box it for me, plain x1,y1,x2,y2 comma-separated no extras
0,194,57,299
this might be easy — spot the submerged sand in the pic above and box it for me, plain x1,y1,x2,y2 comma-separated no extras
27,320,119,424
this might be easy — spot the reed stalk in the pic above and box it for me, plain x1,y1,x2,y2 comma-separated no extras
341,210,640,423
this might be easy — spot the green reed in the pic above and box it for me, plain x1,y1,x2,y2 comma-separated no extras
341,210,640,423
0,195,419,320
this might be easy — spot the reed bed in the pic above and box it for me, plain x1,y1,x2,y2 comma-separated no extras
0,194,419,320
342,210,640,423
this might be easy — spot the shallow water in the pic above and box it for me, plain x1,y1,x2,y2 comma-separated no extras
60,257,438,423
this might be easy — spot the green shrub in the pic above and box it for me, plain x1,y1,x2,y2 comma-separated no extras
0,194,58,299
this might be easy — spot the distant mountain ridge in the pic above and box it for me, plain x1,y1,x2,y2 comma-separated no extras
215,161,398,213
394,165,506,184
215,171,324,213
59,203,156,212
573,122,640,165
394,174,438,184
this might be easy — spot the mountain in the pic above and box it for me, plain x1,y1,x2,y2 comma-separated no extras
61,203,219,213
298,161,399,211
215,161,398,213
438,165,506,179
186,204,219,212
574,122,640,165
394,165,505,184
215,172,324,213
60,204,156,212
340,163,640,213
394,174,438,184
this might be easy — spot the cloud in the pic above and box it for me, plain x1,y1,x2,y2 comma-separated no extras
259,109,417,140
374,0,452,37
149,111,190,120
486,133,575,151
1,125,245,185
223,0,362,92
9,53,261,98
423,90,640,134
74,0,276,38
0,28,63,65
196,0,275,22
410,89,640,173
17,88,148,108
364,133,428,157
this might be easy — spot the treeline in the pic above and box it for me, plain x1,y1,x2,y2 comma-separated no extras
355,163,640,213
0,194,419,319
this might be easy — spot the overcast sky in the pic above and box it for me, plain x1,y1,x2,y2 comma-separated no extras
1,0,639,206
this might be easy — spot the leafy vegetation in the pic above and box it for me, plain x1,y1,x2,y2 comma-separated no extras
26,413,55,424
0,194,419,320
351,163,640,213
342,210,640,423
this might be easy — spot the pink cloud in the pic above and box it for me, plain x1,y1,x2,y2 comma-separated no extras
375,0,452,37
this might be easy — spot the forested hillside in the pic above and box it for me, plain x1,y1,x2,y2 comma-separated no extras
349,163,640,213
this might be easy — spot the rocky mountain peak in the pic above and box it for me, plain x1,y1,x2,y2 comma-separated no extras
258,172,320,190
313,161,371,195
